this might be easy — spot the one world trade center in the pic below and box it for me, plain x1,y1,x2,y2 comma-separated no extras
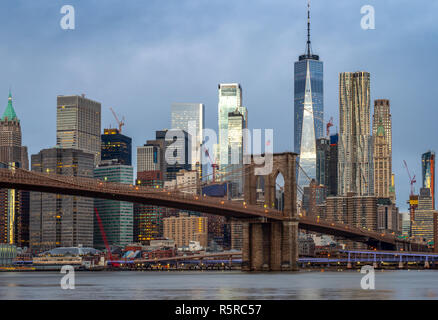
294,1,323,192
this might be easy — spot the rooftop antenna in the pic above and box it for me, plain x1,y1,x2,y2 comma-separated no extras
306,0,312,56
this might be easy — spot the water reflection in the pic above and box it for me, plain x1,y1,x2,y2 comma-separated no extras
1,271,438,300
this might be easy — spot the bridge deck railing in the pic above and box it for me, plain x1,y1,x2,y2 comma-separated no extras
0,168,285,219
0,168,428,249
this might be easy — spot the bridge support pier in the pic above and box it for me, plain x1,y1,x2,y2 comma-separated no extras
398,255,404,269
243,152,299,272
242,220,298,272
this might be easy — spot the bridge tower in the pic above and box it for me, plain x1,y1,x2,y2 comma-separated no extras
243,152,299,271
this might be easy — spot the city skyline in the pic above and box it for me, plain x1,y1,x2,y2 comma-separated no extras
1,1,438,210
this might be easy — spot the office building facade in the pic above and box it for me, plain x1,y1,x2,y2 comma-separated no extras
140,129,191,182
411,188,437,242
0,163,29,248
302,179,326,217
101,128,132,166
94,161,134,249
164,129,191,181
217,83,247,194
373,119,392,200
373,99,395,201
137,144,161,173
134,171,166,244
373,100,392,153
30,148,94,253
328,134,338,196
171,103,205,176
321,194,378,232
376,198,399,234
163,213,208,248
316,138,330,187
227,109,245,197
56,95,101,164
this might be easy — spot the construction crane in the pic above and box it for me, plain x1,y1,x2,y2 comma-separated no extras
302,102,334,138
403,160,418,224
110,107,125,133
326,117,334,137
204,147,219,183
94,207,118,267
403,160,416,195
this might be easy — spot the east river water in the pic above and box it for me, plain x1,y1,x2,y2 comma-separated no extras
1,270,438,300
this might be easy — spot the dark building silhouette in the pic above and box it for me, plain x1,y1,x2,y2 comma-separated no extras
316,138,330,187
101,128,132,165
328,134,338,196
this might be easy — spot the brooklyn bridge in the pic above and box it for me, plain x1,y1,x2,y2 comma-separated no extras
0,153,427,271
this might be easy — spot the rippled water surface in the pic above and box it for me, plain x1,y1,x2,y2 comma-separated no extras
1,270,438,299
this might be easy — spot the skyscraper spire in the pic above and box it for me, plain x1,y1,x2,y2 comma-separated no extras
306,0,311,56
2,90,18,121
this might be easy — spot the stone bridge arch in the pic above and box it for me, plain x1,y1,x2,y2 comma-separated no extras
242,152,299,271
244,152,297,219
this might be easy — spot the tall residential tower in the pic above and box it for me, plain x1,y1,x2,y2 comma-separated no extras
338,71,374,196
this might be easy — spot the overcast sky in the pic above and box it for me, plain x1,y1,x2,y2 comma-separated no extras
1,0,437,211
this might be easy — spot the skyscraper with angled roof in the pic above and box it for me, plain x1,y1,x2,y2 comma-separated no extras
294,2,323,192
0,91,28,168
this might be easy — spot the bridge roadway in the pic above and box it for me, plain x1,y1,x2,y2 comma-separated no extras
0,168,424,249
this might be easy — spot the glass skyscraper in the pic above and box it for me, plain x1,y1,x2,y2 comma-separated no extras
94,162,134,248
422,151,435,209
294,3,323,192
217,83,247,197
171,103,205,177
227,110,245,197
